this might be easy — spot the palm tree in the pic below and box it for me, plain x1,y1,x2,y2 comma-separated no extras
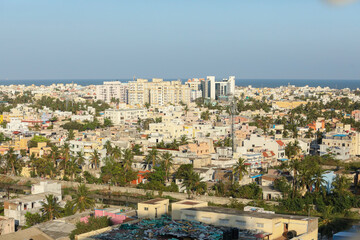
313,168,326,192
161,152,174,182
332,175,351,194
68,156,80,181
61,143,70,174
111,146,122,161
90,150,100,170
76,151,86,167
144,148,159,170
179,135,188,146
50,145,60,168
29,153,38,176
288,159,301,197
121,148,134,173
5,147,20,176
67,129,75,141
41,194,62,220
71,184,95,213
104,140,112,154
232,158,249,183
182,170,206,198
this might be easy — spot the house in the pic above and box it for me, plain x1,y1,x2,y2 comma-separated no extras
4,182,62,226
137,198,169,219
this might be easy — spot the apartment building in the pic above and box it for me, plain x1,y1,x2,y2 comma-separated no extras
96,81,128,103
320,133,352,160
104,108,147,125
128,78,191,106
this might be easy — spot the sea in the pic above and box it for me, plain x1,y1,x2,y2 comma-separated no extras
0,79,359,90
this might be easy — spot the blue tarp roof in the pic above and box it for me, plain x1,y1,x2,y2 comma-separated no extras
278,158,288,161
250,174,263,179
333,134,347,137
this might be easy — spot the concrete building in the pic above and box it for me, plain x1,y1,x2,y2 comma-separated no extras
171,200,208,220
104,108,147,125
128,78,191,106
0,216,15,235
179,206,318,240
96,81,128,103
4,182,62,226
137,198,169,219
70,115,94,122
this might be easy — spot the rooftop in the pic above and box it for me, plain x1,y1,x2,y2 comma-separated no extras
140,198,167,205
184,206,317,221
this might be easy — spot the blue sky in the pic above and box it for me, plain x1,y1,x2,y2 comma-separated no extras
1,0,360,80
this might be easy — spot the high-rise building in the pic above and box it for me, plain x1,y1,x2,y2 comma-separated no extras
128,78,191,106
202,76,235,100
96,81,128,103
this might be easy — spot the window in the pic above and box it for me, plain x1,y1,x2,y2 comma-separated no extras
144,207,148,211
256,223,264,228
236,220,246,226
219,219,229,224
201,217,211,222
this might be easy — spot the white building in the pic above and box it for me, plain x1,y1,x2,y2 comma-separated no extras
96,81,128,103
4,182,62,226
104,108,147,125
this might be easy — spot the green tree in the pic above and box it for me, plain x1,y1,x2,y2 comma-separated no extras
41,194,62,221
71,184,95,213
233,158,249,183
160,152,174,182
144,148,159,170
90,150,100,170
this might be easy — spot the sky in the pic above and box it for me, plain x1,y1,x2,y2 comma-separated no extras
0,0,360,80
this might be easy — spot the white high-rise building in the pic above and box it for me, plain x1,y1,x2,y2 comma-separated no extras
96,81,128,103
202,76,235,100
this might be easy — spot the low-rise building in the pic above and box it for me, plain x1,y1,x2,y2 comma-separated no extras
179,206,318,240
137,198,169,219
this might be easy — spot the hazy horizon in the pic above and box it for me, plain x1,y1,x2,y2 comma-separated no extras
1,0,360,80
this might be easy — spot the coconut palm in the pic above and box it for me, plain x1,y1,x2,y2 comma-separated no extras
161,152,174,182
41,194,62,220
71,184,95,213
90,150,100,170
76,151,86,167
61,143,70,174
50,145,60,168
104,140,112,154
5,147,22,176
179,135,188,146
233,158,249,183
68,156,80,181
144,148,159,170
182,170,206,198
121,148,134,172
29,153,38,176
312,168,326,192
111,146,122,161
332,175,351,194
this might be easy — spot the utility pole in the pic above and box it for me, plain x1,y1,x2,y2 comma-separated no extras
232,95,235,156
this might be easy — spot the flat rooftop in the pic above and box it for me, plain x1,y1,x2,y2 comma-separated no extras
140,198,167,205
184,206,317,221
6,192,61,203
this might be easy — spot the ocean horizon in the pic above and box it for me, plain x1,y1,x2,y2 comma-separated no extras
0,79,359,90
